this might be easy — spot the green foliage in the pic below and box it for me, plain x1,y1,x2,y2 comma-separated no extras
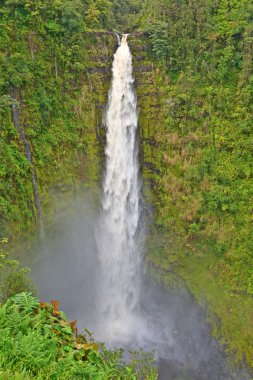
0,0,90,233
0,0,146,236
0,0,252,372
139,0,253,369
0,293,157,379
0,238,36,303
111,0,143,31
141,0,253,300
10,292,39,313
141,0,253,76
146,22,168,64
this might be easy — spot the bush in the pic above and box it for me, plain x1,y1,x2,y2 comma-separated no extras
0,238,36,303
0,293,157,379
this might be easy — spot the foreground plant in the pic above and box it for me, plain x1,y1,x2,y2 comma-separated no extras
0,238,36,303
0,292,157,379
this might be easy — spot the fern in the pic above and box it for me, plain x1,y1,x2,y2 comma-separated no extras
9,293,39,315
0,296,157,379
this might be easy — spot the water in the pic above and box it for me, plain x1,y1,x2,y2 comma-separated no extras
30,189,251,379
95,34,144,342
31,35,251,379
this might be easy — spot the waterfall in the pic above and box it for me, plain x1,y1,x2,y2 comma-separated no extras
96,34,143,341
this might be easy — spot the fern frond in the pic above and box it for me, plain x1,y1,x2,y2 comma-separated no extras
9,292,39,314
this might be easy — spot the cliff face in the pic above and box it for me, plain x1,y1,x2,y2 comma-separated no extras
0,30,166,233
82,33,168,201
82,34,253,370
0,30,164,235
1,29,252,370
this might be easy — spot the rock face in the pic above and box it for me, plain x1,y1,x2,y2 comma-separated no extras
83,33,167,202
2,32,165,236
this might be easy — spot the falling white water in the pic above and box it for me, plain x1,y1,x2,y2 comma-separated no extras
32,36,252,376
96,34,143,342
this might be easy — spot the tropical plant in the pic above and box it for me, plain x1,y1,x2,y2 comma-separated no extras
0,293,157,379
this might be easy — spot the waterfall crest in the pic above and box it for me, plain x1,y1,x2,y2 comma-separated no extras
96,34,143,340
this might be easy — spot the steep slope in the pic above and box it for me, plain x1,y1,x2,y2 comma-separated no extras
0,0,252,372
139,0,253,369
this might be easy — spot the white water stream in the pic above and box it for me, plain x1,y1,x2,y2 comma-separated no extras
31,34,252,380
96,34,144,342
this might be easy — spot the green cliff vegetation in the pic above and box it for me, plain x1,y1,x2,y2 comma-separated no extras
139,0,253,369
0,0,253,375
0,240,156,379
0,291,156,379
0,0,142,235
0,2,156,379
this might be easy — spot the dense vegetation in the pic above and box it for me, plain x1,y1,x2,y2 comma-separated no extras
0,238,36,303
140,0,253,369
0,0,253,375
0,0,142,234
0,292,156,379
0,239,156,379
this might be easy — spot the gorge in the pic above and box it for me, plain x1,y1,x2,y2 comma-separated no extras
0,0,253,379
30,35,250,379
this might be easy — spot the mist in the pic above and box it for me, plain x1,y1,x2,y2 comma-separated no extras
31,190,250,380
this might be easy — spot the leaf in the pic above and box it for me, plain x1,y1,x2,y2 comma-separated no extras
76,343,98,351
61,325,73,335
52,309,61,317
10,292,39,314
51,300,61,317
39,301,48,308
45,21,62,33
63,345,71,352
50,300,60,311
69,320,78,333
